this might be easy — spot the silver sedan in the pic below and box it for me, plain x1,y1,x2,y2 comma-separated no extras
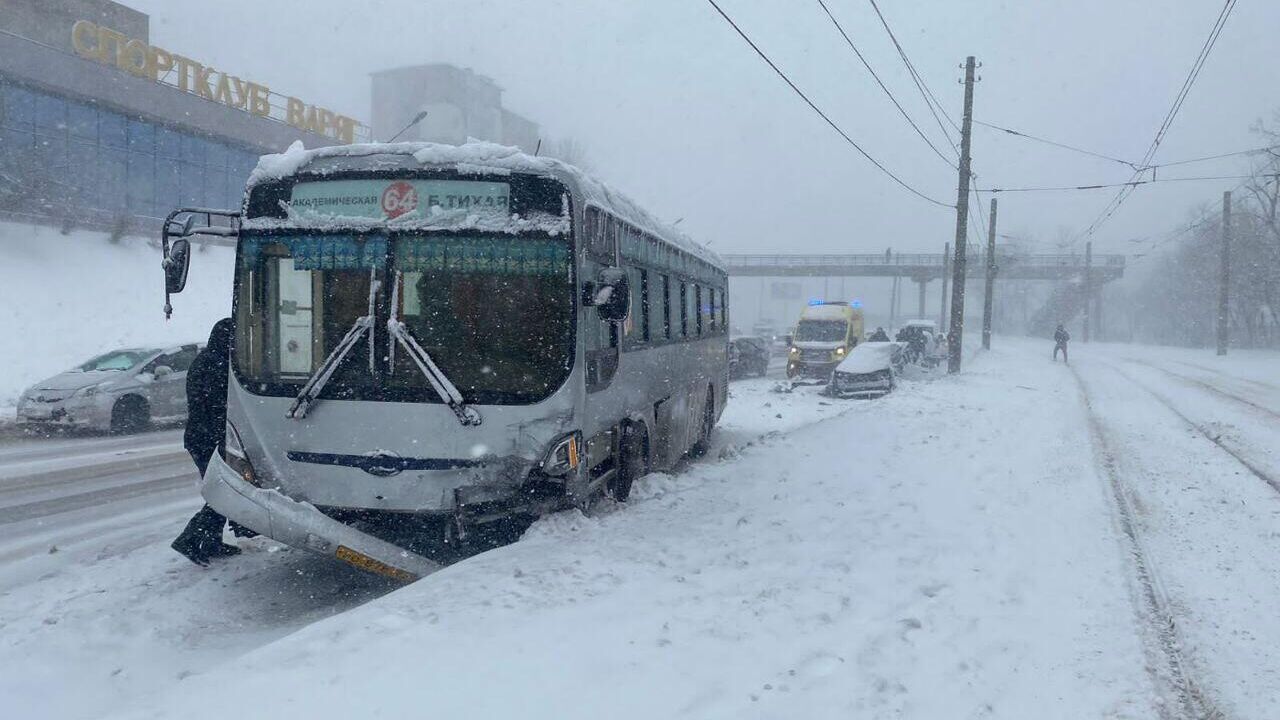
16,344,201,433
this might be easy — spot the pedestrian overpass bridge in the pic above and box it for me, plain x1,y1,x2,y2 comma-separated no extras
720,252,1125,282
722,251,1125,334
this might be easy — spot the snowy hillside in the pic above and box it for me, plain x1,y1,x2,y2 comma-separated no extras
0,221,234,408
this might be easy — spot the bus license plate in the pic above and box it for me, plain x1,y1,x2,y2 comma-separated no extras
335,545,418,583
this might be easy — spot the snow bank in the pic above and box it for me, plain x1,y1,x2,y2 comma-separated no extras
0,221,234,407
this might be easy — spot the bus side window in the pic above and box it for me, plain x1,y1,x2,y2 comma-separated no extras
623,266,648,347
640,269,650,343
694,285,703,336
708,288,717,333
662,275,672,340
585,207,615,263
679,282,688,337
719,285,727,331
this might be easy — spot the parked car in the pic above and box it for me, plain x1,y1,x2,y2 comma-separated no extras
829,341,905,398
729,336,771,378
16,344,201,433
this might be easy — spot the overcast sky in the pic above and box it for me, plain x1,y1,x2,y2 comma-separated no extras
127,0,1279,260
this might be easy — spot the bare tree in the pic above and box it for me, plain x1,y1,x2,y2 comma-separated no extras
543,137,592,170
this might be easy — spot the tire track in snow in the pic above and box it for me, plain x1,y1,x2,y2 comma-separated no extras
1104,361,1280,495
1121,359,1280,423
1071,364,1223,720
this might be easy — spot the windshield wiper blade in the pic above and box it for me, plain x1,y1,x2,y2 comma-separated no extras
288,271,381,420
386,272,481,427
287,315,372,419
387,319,482,426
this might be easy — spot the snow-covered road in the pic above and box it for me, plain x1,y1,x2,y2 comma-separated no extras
0,429,199,586
2,338,1277,720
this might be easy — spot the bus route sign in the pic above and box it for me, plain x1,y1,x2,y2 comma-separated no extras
289,179,511,221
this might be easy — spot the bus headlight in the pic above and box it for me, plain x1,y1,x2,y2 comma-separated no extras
542,432,582,477
223,421,261,487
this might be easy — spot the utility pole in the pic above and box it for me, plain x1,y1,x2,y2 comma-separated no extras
1217,190,1232,355
981,197,997,349
888,276,897,329
1082,241,1092,343
940,242,950,332
948,56,977,374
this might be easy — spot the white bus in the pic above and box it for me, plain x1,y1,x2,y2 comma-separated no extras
161,141,728,580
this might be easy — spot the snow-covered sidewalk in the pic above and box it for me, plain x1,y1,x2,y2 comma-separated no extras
108,342,1162,719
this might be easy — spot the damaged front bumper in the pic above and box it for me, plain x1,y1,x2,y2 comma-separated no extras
201,453,441,582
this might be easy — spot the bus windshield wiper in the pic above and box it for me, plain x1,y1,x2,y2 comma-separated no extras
387,273,482,427
288,271,381,420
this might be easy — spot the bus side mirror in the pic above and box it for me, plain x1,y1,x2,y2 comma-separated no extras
585,268,630,323
164,238,191,294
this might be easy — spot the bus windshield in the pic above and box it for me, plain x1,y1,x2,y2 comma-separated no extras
234,231,574,405
794,319,848,343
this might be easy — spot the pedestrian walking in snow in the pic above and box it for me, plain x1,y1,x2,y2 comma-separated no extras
171,318,241,566
1053,323,1070,363
869,326,890,342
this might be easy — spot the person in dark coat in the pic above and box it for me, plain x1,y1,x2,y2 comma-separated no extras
171,318,241,566
869,327,890,342
1053,323,1071,363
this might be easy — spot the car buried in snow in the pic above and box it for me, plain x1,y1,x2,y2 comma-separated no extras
829,341,905,398
157,140,729,582
16,345,202,433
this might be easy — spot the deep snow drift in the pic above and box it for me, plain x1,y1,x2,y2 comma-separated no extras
0,221,234,409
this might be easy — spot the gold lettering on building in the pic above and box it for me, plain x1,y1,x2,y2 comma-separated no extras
67,19,362,144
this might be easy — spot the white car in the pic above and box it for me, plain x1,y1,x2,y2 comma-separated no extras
16,345,202,433
829,342,905,398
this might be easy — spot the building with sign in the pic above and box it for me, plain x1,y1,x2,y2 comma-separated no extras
0,0,368,233
371,64,539,152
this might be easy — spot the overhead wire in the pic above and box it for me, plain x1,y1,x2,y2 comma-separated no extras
974,118,1278,172
703,0,954,209
987,173,1274,193
1148,145,1280,170
814,0,957,169
865,0,960,153
1078,0,1236,241
972,119,1140,169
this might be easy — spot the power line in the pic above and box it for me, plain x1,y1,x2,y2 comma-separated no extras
865,0,960,153
1138,0,1235,169
974,118,1277,171
973,119,1140,169
1150,145,1280,169
1079,0,1236,241
703,0,953,208
814,0,956,169
987,173,1272,194
970,177,989,244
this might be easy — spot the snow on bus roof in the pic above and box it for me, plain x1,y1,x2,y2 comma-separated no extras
249,140,723,268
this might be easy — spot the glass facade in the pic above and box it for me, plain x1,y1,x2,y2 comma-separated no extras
0,78,260,220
